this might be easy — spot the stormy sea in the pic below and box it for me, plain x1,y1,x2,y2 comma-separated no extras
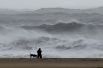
0,8,103,58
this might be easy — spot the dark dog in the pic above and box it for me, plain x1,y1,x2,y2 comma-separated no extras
30,54,37,58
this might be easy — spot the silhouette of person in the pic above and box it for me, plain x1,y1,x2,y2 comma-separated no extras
37,48,42,59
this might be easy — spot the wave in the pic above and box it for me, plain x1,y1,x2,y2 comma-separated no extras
0,35,103,58
0,24,103,58
22,21,103,35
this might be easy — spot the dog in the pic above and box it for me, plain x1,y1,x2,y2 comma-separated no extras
30,54,37,58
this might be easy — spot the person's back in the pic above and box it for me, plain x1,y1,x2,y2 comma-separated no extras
37,48,42,59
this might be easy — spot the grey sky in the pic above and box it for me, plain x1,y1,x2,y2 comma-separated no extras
0,0,103,9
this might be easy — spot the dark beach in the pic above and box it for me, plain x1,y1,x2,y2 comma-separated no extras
0,58,103,68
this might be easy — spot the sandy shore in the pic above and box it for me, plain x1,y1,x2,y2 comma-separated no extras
0,58,103,68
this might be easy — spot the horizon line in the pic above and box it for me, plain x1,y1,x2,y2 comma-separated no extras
0,6,103,11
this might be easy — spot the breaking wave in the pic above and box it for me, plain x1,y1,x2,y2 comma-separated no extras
22,22,103,35
0,23,103,58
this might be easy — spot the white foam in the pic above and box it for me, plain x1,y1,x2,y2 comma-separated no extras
0,25,103,58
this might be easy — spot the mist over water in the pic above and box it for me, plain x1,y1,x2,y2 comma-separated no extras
0,22,103,58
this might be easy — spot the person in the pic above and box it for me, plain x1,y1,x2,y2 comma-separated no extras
37,48,42,59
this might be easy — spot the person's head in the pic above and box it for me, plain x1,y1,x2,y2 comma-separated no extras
39,48,41,50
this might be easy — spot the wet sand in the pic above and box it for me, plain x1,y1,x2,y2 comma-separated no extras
0,58,103,68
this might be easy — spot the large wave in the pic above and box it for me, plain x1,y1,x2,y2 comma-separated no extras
22,21,103,33
0,23,103,58
1,35,103,58
22,22,103,39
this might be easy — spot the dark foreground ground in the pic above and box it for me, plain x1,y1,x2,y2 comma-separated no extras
0,58,103,68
